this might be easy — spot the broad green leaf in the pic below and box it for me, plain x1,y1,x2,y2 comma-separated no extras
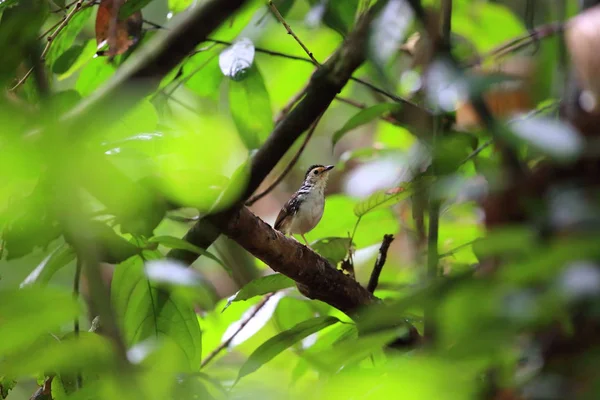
75,57,117,96
223,274,294,311
0,376,15,399
354,178,432,217
219,38,255,80
311,237,353,265
236,316,339,382
119,0,152,18
20,244,75,287
332,103,402,147
88,221,142,263
52,44,86,75
149,235,228,272
184,49,223,100
57,39,97,80
228,64,273,149
46,7,93,69
0,286,80,357
210,0,262,41
111,255,203,371
307,0,360,36
273,297,315,333
302,327,400,374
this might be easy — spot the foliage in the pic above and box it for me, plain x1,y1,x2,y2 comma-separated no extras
1,0,600,400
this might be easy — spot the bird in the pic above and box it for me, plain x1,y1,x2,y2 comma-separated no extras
274,164,334,246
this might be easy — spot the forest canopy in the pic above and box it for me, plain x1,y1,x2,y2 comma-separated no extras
2,0,600,399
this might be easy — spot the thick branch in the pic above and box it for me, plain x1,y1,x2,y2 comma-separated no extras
213,207,376,313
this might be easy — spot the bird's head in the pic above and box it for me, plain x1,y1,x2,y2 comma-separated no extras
303,164,335,188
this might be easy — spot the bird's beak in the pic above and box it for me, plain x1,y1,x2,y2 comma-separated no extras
324,165,335,171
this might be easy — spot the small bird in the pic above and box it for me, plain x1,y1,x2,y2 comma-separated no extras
274,164,334,245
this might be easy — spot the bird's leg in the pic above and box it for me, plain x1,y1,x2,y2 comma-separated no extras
301,234,309,246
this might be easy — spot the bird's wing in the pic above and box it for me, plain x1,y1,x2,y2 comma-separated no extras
274,195,301,232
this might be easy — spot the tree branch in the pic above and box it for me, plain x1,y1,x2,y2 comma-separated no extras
213,207,376,313
367,234,394,293
168,6,385,266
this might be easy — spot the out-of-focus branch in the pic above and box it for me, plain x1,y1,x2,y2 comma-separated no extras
367,234,394,293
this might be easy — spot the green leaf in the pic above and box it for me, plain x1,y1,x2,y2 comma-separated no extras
308,0,359,36
52,44,85,75
332,103,401,147
0,286,80,357
111,255,203,371
184,50,223,100
354,178,432,217
236,316,339,382
273,297,315,333
46,7,93,69
75,57,116,96
88,221,142,263
228,64,273,149
302,327,402,374
119,0,152,19
0,376,16,399
148,235,228,273
311,237,353,265
223,274,295,311
20,244,76,287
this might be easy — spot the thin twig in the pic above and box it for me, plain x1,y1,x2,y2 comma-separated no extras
464,22,563,68
73,257,83,390
246,112,324,206
267,0,320,66
201,293,275,368
367,234,394,293
274,83,309,124
10,0,87,92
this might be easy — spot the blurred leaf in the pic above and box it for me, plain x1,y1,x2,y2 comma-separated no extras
47,90,82,115
228,64,273,149
0,0,49,86
20,244,75,287
354,179,428,217
0,376,16,399
76,56,117,96
57,39,97,80
311,237,353,265
273,296,315,333
236,316,339,382
46,7,93,68
52,44,86,75
111,255,203,371
507,115,584,162
185,49,223,100
149,235,229,273
3,183,61,260
302,327,400,373
223,274,294,311
95,0,143,57
119,0,152,18
369,0,413,65
210,0,263,41
0,286,80,357
332,103,401,147
88,221,142,263
307,0,359,36
219,37,255,80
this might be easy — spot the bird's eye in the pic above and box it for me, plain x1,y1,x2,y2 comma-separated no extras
313,170,319,175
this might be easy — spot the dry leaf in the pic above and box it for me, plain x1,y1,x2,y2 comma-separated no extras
95,0,142,57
